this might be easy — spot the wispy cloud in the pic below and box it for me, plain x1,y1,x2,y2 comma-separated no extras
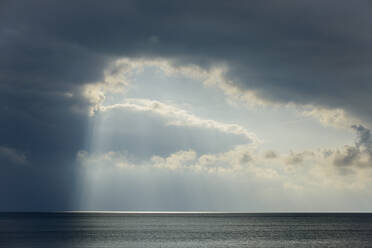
0,146,28,165
101,98,260,143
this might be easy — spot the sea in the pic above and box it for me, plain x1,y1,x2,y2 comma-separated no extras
0,212,371,247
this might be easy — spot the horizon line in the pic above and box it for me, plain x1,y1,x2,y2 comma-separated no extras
2,211,372,214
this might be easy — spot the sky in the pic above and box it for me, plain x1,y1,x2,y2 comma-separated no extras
1,0,372,211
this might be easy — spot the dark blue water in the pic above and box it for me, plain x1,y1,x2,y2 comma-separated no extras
0,212,371,247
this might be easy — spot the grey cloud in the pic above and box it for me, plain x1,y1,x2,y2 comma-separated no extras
286,153,304,165
334,146,360,167
264,150,278,159
285,151,314,165
240,153,252,164
323,150,334,159
352,125,372,152
333,125,372,168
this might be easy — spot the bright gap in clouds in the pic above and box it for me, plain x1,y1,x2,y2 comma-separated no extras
77,58,371,211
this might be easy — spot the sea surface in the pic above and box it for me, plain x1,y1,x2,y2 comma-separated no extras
0,212,372,247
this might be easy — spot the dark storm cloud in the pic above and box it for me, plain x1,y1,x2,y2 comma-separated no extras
1,0,372,210
3,0,372,117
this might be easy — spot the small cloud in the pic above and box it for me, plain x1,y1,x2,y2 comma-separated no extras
0,146,28,165
148,35,159,44
285,152,304,165
240,153,252,164
322,149,334,158
64,92,74,98
264,150,278,159
284,151,313,166
333,146,360,167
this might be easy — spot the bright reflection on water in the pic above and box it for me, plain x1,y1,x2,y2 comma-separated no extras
1,212,372,248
